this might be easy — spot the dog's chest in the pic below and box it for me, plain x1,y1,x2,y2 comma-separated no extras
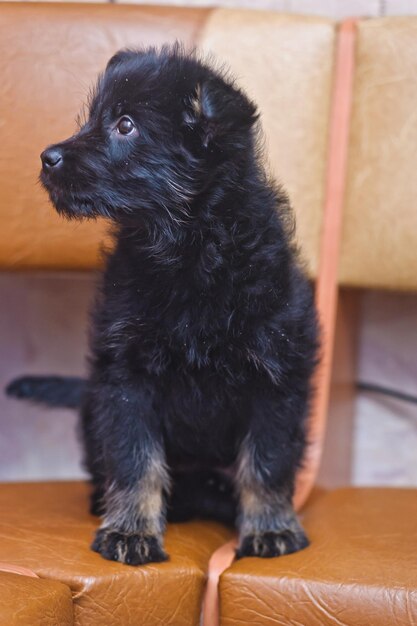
100,283,241,374
116,314,240,382
161,366,246,467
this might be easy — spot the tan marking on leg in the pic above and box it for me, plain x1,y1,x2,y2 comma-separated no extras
236,438,302,536
102,446,170,535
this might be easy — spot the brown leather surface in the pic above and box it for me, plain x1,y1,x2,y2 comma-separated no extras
219,488,417,626
0,4,334,277
199,10,335,278
0,3,211,270
0,563,38,577
0,481,233,626
341,18,417,291
0,571,73,626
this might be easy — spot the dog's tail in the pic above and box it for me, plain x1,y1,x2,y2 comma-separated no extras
5,375,86,409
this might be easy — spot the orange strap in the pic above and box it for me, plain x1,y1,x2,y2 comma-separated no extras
201,539,238,625
293,18,357,509
202,18,357,626
0,562,38,578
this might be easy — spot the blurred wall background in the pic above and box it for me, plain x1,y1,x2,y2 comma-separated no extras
4,0,417,17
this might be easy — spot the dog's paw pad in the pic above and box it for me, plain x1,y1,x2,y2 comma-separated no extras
92,528,168,565
236,529,309,559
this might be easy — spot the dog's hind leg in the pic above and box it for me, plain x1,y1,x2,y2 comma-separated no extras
89,380,170,565
235,385,309,559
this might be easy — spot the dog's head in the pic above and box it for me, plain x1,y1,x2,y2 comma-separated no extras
40,45,258,224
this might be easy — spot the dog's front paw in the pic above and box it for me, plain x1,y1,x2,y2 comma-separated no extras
92,528,168,565
236,529,309,559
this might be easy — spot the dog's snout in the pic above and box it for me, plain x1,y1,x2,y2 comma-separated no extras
41,148,63,170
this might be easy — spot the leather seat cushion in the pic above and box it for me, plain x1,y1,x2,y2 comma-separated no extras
0,571,73,626
0,481,233,626
219,488,417,625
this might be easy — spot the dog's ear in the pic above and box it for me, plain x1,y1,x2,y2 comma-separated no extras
183,78,258,148
106,49,141,72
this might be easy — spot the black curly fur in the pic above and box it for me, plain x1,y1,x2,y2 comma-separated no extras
6,45,319,564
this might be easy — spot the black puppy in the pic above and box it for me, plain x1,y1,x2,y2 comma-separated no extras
7,45,319,565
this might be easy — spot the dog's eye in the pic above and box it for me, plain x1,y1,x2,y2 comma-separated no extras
117,117,135,135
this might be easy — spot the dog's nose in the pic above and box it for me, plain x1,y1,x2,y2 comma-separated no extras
41,148,63,170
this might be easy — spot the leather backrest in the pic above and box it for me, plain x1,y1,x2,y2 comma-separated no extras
341,17,417,290
0,3,334,276
2,6,415,291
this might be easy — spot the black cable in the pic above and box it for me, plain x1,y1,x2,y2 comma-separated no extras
357,382,417,406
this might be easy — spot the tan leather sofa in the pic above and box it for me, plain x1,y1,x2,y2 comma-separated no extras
0,4,416,625
0,566,73,626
